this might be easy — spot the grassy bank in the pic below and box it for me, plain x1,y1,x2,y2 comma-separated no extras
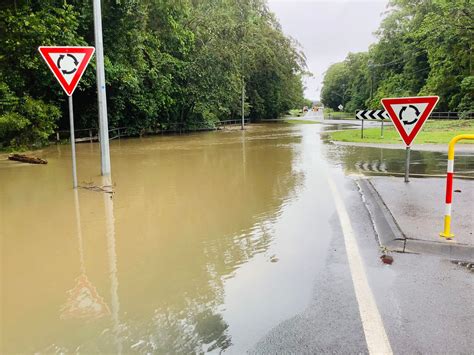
287,109,304,117
328,120,474,144
324,110,354,119
284,119,320,124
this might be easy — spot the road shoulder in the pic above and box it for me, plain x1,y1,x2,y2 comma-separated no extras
357,177,474,259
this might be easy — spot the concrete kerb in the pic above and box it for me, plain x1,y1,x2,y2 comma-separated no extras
356,178,474,260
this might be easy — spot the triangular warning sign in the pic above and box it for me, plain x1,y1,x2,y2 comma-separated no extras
381,96,439,146
39,46,95,96
60,274,110,320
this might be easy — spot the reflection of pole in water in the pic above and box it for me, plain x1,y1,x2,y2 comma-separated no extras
241,130,246,179
74,189,86,275
102,175,122,354
60,189,110,320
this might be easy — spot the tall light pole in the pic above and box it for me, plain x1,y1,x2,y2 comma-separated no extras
93,0,112,176
368,60,374,102
239,3,246,130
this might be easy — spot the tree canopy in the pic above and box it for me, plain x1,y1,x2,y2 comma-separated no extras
0,0,307,148
321,0,473,115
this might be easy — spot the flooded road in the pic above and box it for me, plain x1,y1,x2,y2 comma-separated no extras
1,123,473,353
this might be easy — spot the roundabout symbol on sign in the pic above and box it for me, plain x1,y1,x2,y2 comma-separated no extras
399,105,420,126
57,53,79,75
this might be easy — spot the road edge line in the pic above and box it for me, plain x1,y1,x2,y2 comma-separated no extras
327,178,393,355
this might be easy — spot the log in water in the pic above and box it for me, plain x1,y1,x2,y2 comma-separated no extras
8,154,47,164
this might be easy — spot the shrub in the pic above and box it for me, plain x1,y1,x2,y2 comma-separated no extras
0,97,60,148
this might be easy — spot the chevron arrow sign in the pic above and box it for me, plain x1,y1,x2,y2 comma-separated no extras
356,110,389,120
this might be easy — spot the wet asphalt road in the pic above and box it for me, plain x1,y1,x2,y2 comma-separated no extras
251,110,474,354
252,170,474,354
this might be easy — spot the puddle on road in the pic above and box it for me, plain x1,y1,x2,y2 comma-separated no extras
323,140,474,178
1,124,335,353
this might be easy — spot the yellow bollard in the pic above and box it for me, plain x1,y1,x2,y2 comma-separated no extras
440,134,474,239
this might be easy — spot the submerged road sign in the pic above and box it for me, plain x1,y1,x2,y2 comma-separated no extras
38,46,95,96
381,96,439,146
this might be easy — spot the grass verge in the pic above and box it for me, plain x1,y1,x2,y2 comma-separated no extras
325,111,354,119
328,120,474,144
288,109,304,117
284,119,320,124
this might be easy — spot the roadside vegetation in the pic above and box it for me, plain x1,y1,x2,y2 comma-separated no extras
323,109,353,119
284,119,319,125
288,109,304,117
321,0,473,116
328,120,474,144
0,0,309,149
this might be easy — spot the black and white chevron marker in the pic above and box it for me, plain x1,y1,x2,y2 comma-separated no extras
356,110,389,120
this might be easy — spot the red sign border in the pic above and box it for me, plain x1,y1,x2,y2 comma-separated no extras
381,96,439,146
38,46,95,96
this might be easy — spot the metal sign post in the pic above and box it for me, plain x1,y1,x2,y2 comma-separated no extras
404,146,410,183
381,96,439,183
241,79,245,130
68,96,78,188
381,120,384,138
356,109,388,139
38,46,95,188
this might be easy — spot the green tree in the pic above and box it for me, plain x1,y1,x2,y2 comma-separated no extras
322,0,474,114
0,0,307,148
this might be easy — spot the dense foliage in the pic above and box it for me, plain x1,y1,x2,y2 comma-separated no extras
0,0,307,148
321,0,473,115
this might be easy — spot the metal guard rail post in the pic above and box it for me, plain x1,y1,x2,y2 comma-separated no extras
440,134,474,239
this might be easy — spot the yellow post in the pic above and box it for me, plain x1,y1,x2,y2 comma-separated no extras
440,134,474,239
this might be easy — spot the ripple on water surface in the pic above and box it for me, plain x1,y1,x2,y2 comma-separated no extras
1,124,335,353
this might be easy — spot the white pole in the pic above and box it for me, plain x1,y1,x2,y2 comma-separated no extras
404,146,411,183
93,0,112,176
241,79,245,130
68,95,78,188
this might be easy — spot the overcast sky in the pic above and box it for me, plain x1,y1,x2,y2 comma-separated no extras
267,0,390,100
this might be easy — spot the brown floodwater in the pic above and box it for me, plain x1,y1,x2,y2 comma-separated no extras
1,124,339,354
1,122,473,354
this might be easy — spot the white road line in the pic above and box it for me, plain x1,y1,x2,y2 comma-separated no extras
328,178,393,355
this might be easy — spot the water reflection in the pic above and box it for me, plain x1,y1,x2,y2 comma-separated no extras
60,190,110,321
106,128,302,353
323,142,474,177
102,175,123,354
0,125,303,353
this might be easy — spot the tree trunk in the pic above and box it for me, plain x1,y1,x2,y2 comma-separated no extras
8,154,47,165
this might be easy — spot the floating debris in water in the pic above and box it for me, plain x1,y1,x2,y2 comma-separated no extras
380,254,393,265
8,154,47,164
80,182,115,194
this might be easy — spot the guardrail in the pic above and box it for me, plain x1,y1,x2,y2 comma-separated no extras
430,112,473,119
439,134,474,239
56,128,98,143
218,119,250,127
55,119,251,143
